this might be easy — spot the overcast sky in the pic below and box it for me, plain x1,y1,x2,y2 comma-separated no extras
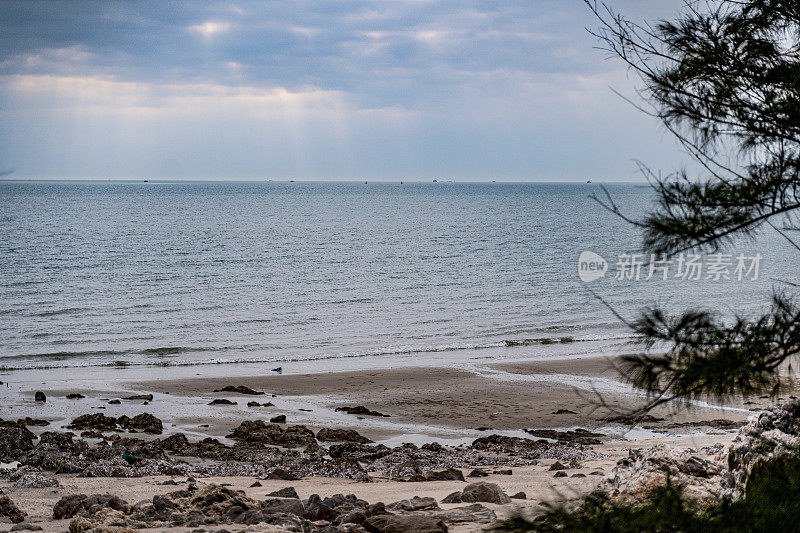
0,1,689,181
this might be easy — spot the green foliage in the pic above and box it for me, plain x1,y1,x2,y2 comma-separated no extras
494,452,800,532
586,0,800,408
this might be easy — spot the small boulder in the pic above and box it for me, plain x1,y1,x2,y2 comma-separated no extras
66,393,85,399
459,482,511,504
510,492,526,499
270,414,287,423
0,491,26,523
259,497,305,516
34,391,46,403
268,487,300,499
441,492,462,504
208,398,236,405
554,471,568,478
122,413,163,434
467,468,488,478
266,468,299,480
123,394,153,401
548,461,566,471
424,468,465,482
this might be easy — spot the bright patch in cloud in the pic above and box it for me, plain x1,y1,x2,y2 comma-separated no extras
188,21,231,37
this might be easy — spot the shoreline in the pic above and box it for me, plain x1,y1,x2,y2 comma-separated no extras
1,354,761,445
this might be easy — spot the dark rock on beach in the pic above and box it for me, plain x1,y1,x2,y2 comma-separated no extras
66,413,119,432
247,401,274,407
329,441,392,462
34,391,46,403
119,413,163,434
268,487,300,499
67,412,163,434
525,428,604,445
266,468,299,480
317,427,373,444
0,491,26,523
123,394,153,401
53,493,130,519
441,482,510,505
0,427,36,462
227,420,316,448
214,385,265,395
270,414,287,423
364,514,448,532
335,405,390,417
66,393,85,399
460,482,511,504
208,398,237,405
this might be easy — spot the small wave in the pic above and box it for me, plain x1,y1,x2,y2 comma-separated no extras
0,349,128,361
137,346,228,356
36,307,92,317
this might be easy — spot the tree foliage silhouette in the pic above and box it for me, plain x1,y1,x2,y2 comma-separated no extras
586,0,800,412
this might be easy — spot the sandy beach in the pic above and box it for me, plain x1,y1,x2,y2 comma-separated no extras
0,355,767,531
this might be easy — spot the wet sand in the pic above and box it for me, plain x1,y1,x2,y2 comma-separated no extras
134,355,754,440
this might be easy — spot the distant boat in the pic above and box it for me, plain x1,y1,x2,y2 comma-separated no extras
586,180,592,183
289,180,295,183
432,179,438,183
143,179,149,182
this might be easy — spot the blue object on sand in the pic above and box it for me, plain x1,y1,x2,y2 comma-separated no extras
271,367,283,374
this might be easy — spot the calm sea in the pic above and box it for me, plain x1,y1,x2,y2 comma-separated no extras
0,181,793,371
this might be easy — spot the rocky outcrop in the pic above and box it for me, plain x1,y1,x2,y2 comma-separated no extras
34,391,46,403
227,420,316,447
214,385,265,395
10,467,60,488
119,413,163,434
66,413,163,434
53,494,130,519
722,402,800,499
0,427,35,462
317,428,373,444
599,445,724,505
